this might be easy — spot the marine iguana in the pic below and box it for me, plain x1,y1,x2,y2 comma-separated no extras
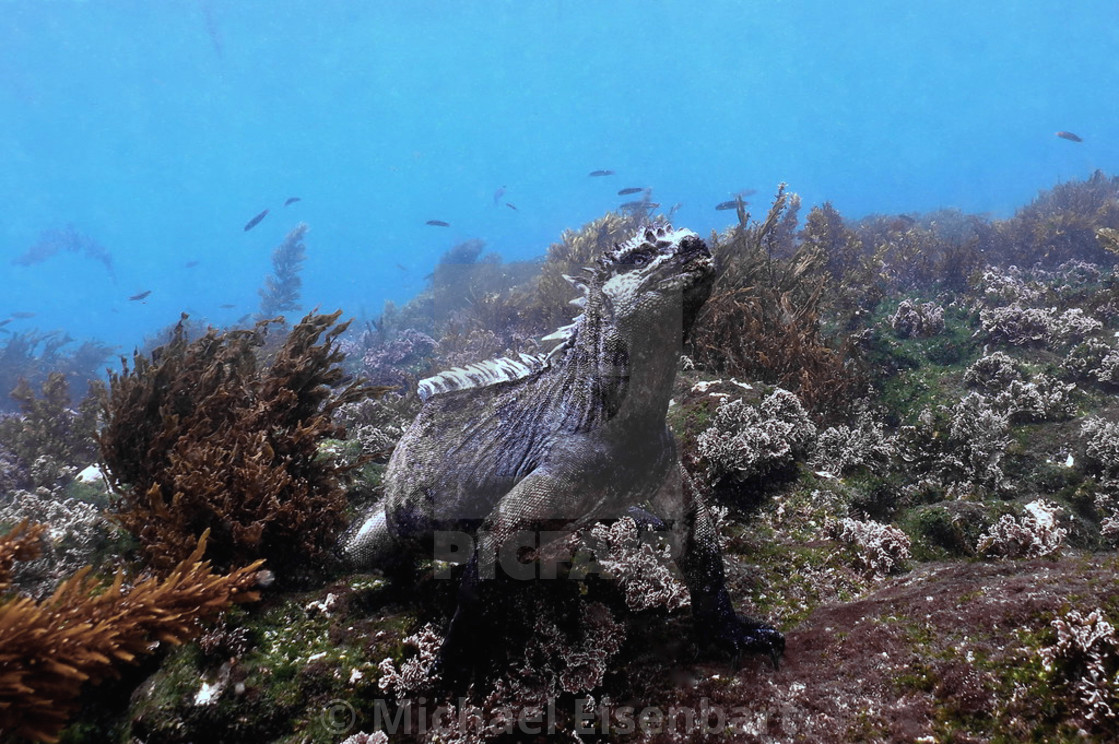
342,223,784,685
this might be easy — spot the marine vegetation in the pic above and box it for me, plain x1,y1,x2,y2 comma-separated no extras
0,488,115,601
697,388,817,492
0,330,113,416
0,372,120,602
997,169,1119,266
0,372,100,491
353,328,438,392
0,526,263,743
258,223,308,318
383,238,541,342
365,213,652,379
10,225,114,275
687,185,866,417
98,310,381,577
853,208,994,294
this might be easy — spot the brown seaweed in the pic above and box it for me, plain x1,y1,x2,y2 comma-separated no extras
98,311,383,575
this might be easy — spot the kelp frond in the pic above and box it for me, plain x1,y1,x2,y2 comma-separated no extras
0,531,262,743
0,521,48,593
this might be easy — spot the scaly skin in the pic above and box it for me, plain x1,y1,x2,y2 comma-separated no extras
341,224,783,687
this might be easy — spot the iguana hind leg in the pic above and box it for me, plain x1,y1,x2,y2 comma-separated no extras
651,462,785,668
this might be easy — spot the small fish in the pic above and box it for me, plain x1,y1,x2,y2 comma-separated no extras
619,200,648,211
735,188,758,197
9,311,35,319
129,290,151,301
426,220,450,227
184,260,200,268
395,263,408,272
219,303,236,309
493,186,506,205
0,319,10,327
505,202,518,211
588,170,614,177
243,209,269,231
1056,131,1083,143
715,200,747,211
617,187,646,195
284,197,302,206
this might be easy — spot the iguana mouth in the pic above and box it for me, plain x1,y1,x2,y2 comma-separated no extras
674,236,715,329
674,233,714,271
677,233,709,258
664,236,715,292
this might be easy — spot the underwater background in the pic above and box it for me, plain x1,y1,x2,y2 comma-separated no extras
12,2,1119,743
3,0,1118,352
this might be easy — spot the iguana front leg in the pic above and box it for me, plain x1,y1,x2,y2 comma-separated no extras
437,468,586,692
651,462,785,668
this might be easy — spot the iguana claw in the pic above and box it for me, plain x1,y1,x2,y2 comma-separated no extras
706,614,784,671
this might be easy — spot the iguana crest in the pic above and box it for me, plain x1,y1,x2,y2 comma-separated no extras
415,223,700,402
418,352,548,402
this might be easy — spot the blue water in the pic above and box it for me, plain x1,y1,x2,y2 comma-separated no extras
2,0,1117,352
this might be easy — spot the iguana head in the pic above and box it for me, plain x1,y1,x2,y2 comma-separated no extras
593,224,714,335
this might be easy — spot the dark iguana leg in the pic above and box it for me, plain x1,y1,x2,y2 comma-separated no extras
437,469,581,693
437,553,487,693
651,462,784,668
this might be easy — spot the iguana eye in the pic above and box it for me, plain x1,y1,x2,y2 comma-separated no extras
619,250,654,268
